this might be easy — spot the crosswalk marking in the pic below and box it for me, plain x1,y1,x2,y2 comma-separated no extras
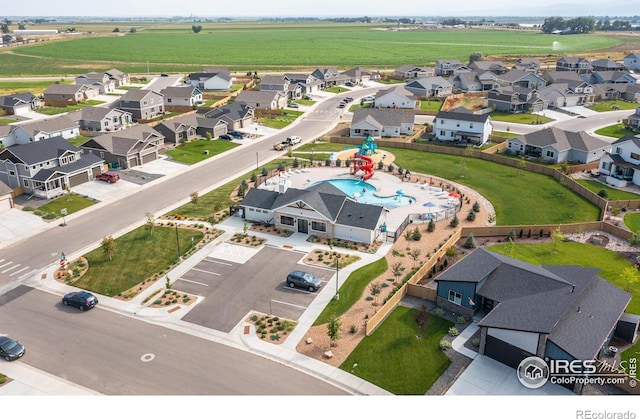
10,266,29,276
2,264,20,274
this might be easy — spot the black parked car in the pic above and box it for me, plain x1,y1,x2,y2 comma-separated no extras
62,291,98,311
287,270,322,292
219,134,233,141
228,131,245,139
0,336,25,361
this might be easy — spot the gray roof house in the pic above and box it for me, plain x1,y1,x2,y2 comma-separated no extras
468,60,509,75
10,115,79,146
196,102,254,131
393,65,435,80
235,90,287,110
435,59,462,77
624,107,640,132
588,70,637,85
79,124,164,169
590,59,626,72
598,134,640,188
259,75,302,100
496,69,547,90
349,108,415,138
105,68,131,87
342,66,380,83
68,106,132,135
451,70,498,92
283,73,323,94
435,248,631,394
556,56,592,74
160,86,203,110
240,181,387,245
0,136,104,199
404,76,453,98
539,81,595,108
506,127,610,164
512,57,541,72
154,114,199,144
0,93,41,115
187,70,233,91
433,109,493,145
43,84,100,106
75,71,116,94
374,85,419,109
488,86,548,114
116,89,164,121
311,67,350,88
623,53,640,71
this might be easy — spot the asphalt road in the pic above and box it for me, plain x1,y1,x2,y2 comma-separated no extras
0,286,348,395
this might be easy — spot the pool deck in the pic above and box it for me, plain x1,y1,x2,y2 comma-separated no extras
259,165,463,234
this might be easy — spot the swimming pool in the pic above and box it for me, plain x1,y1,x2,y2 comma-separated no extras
311,179,415,209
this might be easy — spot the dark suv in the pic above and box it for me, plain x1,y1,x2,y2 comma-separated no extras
62,291,99,311
287,270,322,292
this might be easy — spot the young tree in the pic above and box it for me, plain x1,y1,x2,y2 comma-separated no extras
145,212,155,237
619,265,640,292
464,233,477,249
391,261,404,284
551,226,564,252
190,191,199,207
101,236,116,261
192,25,203,33
449,214,459,228
369,282,381,305
327,316,342,348
408,248,422,268
427,218,436,232
505,237,515,257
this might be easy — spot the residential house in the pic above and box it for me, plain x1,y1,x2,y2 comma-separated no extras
0,125,19,149
283,73,323,94
451,71,498,92
599,134,640,187
349,108,415,138
235,90,287,110
542,71,585,85
512,58,541,72
154,114,199,144
259,75,302,100
556,56,592,74
196,102,254,131
240,181,387,245
342,66,380,84
68,106,132,135
506,127,610,164
590,59,625,72
623,53,640,71
80,124,164,169
612,84,640,103
160,86,203,111
187,70,234,91
10,115,79,146
116,89,164,121
193,116,229,139
592,83,626,102
435,59,462,77
488,86,547,114
75,72,116,94
497,69,547,89
624,107,640,132
404,76,453,98
468,60,509,75
435,248,631,394
392,65,435,80
0,179,13,212
43,84,99,106
311,67,350,88
105,68,130,87
0,136,104,199
374,85,419,109
1,34,14,45
588,71,637,85
433,109,493,145
0,93,41,115
539,82,595,108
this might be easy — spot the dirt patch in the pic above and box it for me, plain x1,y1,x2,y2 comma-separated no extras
441,94,487,112
148,288,197,308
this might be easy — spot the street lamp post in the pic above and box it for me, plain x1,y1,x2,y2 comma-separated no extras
256,151,259,170
334,253,340,301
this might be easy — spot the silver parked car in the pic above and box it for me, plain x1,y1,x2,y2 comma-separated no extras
287,270,322,292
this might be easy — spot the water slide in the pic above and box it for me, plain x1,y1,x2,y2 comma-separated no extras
356,155,374,180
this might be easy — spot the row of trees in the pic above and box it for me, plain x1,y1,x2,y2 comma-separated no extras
541,16,596,34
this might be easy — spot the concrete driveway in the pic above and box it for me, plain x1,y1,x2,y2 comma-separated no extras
446,355,575,395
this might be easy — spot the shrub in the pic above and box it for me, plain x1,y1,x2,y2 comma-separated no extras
597,189,609,199
466,210,476,221
457,315,467,324
464,233,477,249
411,227,422,241
445,247,457,257
435,307,446,316
630,232,640,247
251,315,258,322
427,219,435,232
448,327,460,336
449,215,459,228
472,338,481,347
349,324,358,334
472,201,480,212
507,228,516,242
440,340,452,350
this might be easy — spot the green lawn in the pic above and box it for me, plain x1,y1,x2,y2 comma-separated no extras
25,193,97,220
595,123,637,139
419,100,442,111
314,257,388,326
489,111,553,125
624,213,640,233
589,100,639,112
0,118,15,125
575,179,640,201
492,130,520,139
340,306,452,394
164,139,239,165
488,241,640,314
258,109,303,129
387,147,601,225
73,226,204,297
68,135,91,147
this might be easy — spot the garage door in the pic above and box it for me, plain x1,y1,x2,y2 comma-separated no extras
484,335,533,370
141,152,157,164
68,172,89,187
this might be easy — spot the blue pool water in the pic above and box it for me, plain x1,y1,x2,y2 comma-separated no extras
311,179,415,209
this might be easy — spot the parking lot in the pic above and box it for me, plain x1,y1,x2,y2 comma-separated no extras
177,246,334,332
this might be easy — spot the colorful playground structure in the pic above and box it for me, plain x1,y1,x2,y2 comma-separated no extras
350,135,378,181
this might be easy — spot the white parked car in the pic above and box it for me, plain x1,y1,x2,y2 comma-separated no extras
287,136,302,145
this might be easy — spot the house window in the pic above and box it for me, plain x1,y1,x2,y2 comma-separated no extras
448,290,462,305
546,151,554,158
167,98,172,103
281,216,294,226
9,170,15,176
616,147,623,154
311,221,326,232
469,123,474,129
439,130,445,136
143,101,148,106
601,162,610,170
631,152,640,161
23,179,29,187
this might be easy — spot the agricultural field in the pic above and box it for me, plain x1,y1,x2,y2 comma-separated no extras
0,23,633,76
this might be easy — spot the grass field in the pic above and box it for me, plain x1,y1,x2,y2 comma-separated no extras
25,193,97,220
589,100,640,112
340,306,452,394
488,241,639,314
594,124,637,139
575,179,640,201
624,212,640,233
164,139,239,165
0,25,628,76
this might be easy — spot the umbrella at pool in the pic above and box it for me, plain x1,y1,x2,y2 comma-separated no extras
449,192,460,199
423,202,437,213
396,189,405,195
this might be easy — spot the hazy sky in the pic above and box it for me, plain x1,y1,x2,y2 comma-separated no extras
0,0,633,18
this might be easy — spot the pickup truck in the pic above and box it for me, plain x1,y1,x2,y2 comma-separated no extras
273,136,302,151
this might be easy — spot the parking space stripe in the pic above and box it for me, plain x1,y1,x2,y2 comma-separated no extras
271,299,307,310
178,278,209,286
203,258,232,266
190,268,221,276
